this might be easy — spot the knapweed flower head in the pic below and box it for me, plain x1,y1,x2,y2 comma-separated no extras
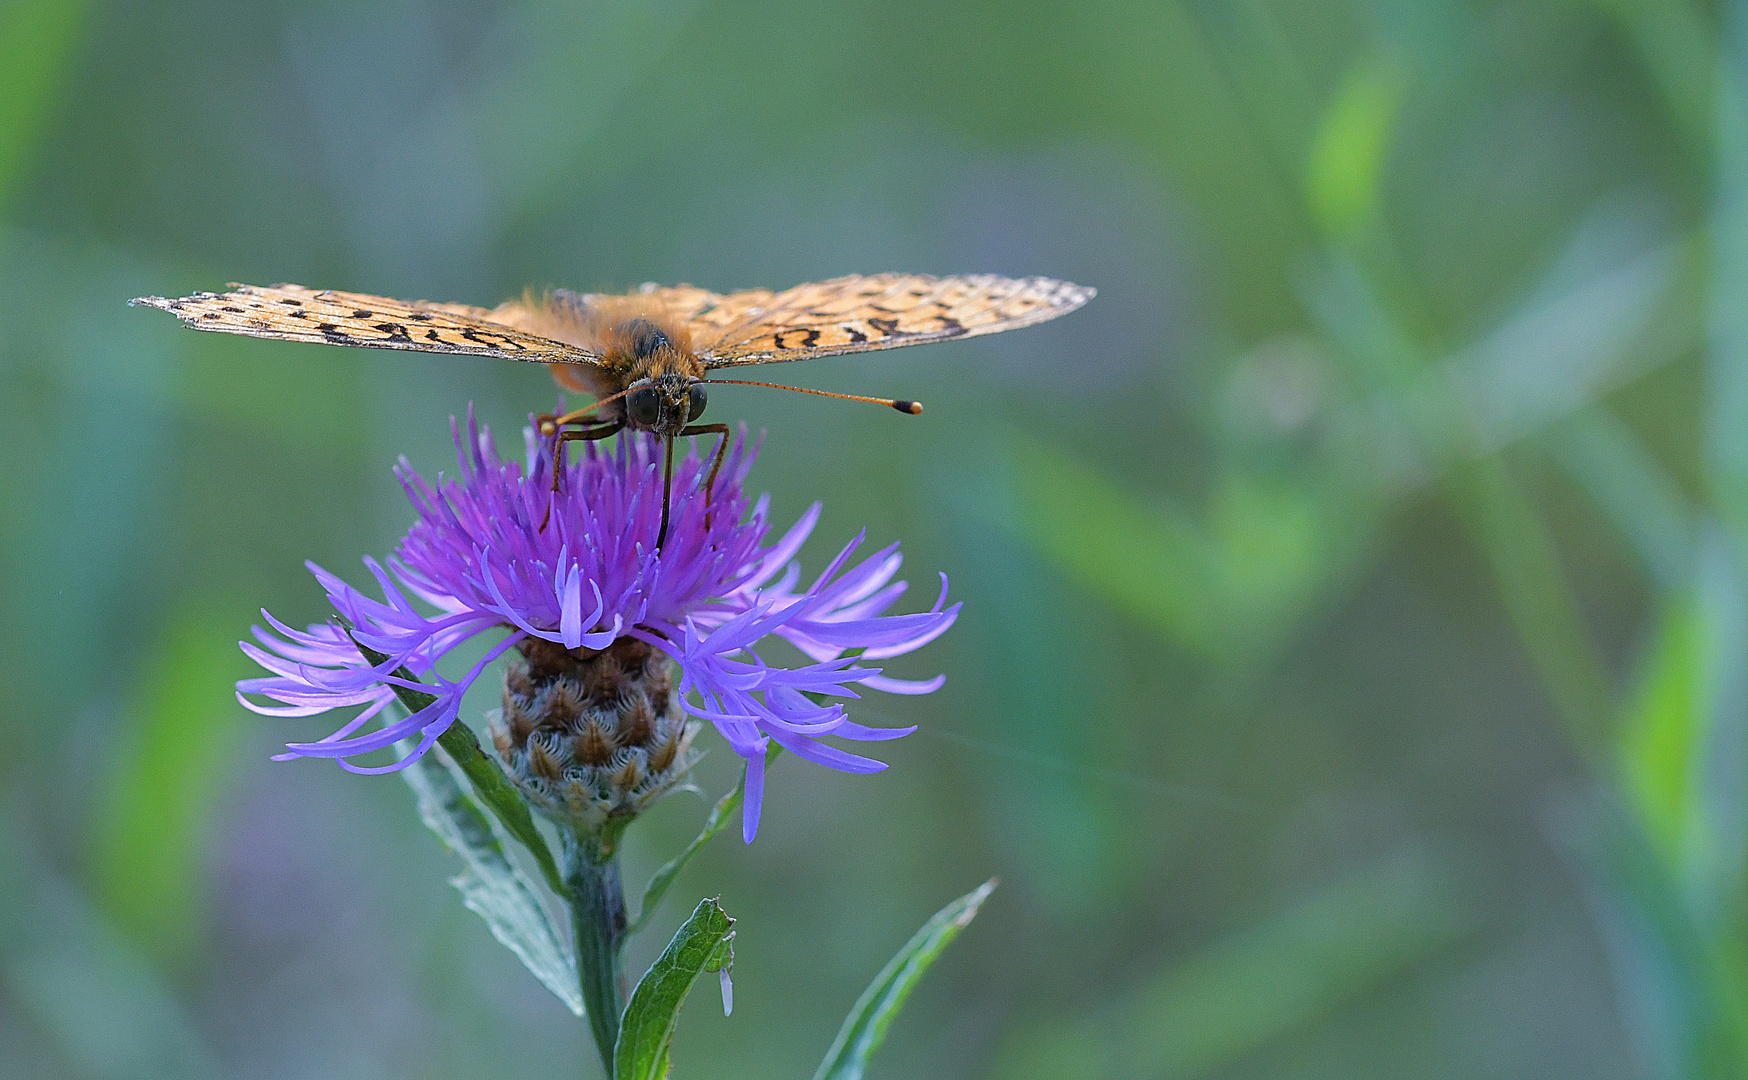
238,410,958,841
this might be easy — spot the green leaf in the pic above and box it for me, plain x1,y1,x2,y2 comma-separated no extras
400,738,584,1016
1452,455,1613,760
93,597,247,961
350,636,565,895
992,433,1220,654
626,749,780,941
813,879,997,1080
1305,52,1403,237
614,897,736,1080
1618,592,1708,868
1561,801,1748,1078
435,712,567,895
1546,409,1695,591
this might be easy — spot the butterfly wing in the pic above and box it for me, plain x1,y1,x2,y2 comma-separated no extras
653,273,1094,369
130,282,603,367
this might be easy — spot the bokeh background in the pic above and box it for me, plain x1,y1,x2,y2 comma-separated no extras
1,0,1741,1077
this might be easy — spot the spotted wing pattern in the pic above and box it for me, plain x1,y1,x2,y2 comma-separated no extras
130,283,603,367
650,273,1094,369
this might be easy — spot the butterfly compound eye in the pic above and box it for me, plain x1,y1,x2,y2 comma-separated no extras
686,383,708,423
627,385,661,427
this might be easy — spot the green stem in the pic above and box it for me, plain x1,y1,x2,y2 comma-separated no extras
565,831,628,1073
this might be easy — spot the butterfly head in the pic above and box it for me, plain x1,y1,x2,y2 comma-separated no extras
623,372,707,436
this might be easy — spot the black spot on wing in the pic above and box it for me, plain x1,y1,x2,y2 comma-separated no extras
773,327,821,350
460,328,524,351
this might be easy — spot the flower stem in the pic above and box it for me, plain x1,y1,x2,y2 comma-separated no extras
564,830,627,1073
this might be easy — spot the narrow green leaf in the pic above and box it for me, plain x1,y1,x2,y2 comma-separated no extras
1561,801,1748,1078
813,879,997,1080
350,636,565,895
1305,52,1403,237
436,714,567,896
1618,593,1707,868
1547,409,1695,591
400,738,583,1017
93,597,247,961
614,897,736,1080
993,433,1221,653
627,749,781,941
1453,456,1613,762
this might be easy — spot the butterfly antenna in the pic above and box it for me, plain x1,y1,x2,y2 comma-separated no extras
656,435,676,551
701,379,922,414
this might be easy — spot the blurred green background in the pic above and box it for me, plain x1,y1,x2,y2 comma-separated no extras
2,0,1742,1076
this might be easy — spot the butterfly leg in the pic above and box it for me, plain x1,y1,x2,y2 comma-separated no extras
678,423,731,527
657,436,677,551
536,401,611,433
540,419,623,531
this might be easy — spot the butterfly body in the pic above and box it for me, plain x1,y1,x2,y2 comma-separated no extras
500,290,709,437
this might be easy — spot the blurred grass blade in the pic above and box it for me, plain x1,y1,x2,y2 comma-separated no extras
614,897,735,1080
1692,527,1748,896
1451,455,1613,760
988,431,1350,664
1712,0,1748,534
1618,593,1707,870
988,431,1219,653
1561,799,1748,1078
1592,0,1714,153
93,597,247,962
994,851,1467,1080
354,639,564,894
401,737,583,1016
0,0,90,210
1310,216,1686,493
627,750,778,941
813,879,997,1080
1305,52,1402,238
1452,234,1684,455
1547,410,1695,591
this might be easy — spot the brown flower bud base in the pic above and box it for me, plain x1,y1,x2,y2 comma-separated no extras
492,636,699,833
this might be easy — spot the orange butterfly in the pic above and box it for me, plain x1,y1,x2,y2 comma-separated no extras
133,273,1094,541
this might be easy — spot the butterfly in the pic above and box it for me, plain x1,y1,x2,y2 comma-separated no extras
132,273,1094,542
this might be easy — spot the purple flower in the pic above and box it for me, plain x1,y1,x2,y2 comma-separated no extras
238,410,958,841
